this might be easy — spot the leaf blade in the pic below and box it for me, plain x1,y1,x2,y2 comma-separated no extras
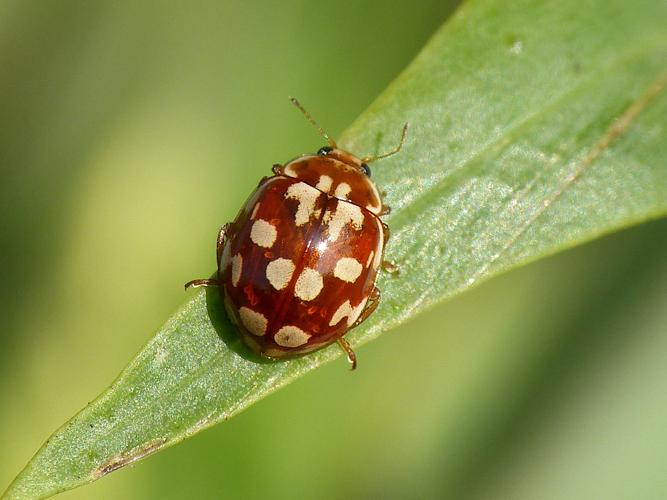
5,0,667,497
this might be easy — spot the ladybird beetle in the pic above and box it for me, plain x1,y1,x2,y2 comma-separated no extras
186,98,407,369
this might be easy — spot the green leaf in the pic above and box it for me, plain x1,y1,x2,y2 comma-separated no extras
5,0,667,497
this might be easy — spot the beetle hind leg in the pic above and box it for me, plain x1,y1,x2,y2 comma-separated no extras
352,287,381,328
337,338,357,371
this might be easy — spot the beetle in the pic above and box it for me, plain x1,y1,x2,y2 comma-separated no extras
186,98,407,369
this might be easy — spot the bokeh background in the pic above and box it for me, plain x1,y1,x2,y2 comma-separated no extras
2,2,667,499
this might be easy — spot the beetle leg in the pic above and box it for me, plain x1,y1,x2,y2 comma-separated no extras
381,221,390,245
382,260,399,274
380,204,391,216
184,278,220,290
352,287,381,327
337,338,357,371
186,224,230,291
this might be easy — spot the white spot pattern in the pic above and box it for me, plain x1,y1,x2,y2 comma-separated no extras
239,307,268,336
266,258,295,290
294,267,324,301
316,175,333,192
334,182,351,199
250,219,277,248
274,325,311,347
329,298,368,327
285,182,321,226
333,257,363,283
323,201,364,241
231,254,243,287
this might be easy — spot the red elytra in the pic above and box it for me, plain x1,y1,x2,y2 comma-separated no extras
186,98,407,369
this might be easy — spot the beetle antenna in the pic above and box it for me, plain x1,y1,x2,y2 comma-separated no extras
289,97,336,148
362,123,409,163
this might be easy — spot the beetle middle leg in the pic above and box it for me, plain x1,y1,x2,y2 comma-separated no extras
382,260,399,274
336,337,357,371
185,223,230,290
272,163,284,175
352,287,381,328
378,222,398,274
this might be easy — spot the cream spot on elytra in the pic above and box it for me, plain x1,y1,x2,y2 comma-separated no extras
330,299,368,327
266,258,295,290
329,299,366,326
323,200,364,241
333,257,363,283
285,182,321,226
250,219,277,248
294,267,324,301
239,307,268,336
334,182,351,199
231,254,243,287
274,325,310,347
330,300,351,326
316,175,333,192
349,300,367,326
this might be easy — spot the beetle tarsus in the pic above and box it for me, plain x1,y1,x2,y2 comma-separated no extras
184,279,220,290
382,261,399,274
337,337,357,370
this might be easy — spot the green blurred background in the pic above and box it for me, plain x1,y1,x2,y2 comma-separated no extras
2,2,667,499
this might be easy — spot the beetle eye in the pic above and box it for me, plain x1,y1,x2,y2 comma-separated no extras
317,146,333,156
361,163,371,177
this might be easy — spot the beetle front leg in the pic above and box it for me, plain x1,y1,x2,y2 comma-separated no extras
272,163,284,175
